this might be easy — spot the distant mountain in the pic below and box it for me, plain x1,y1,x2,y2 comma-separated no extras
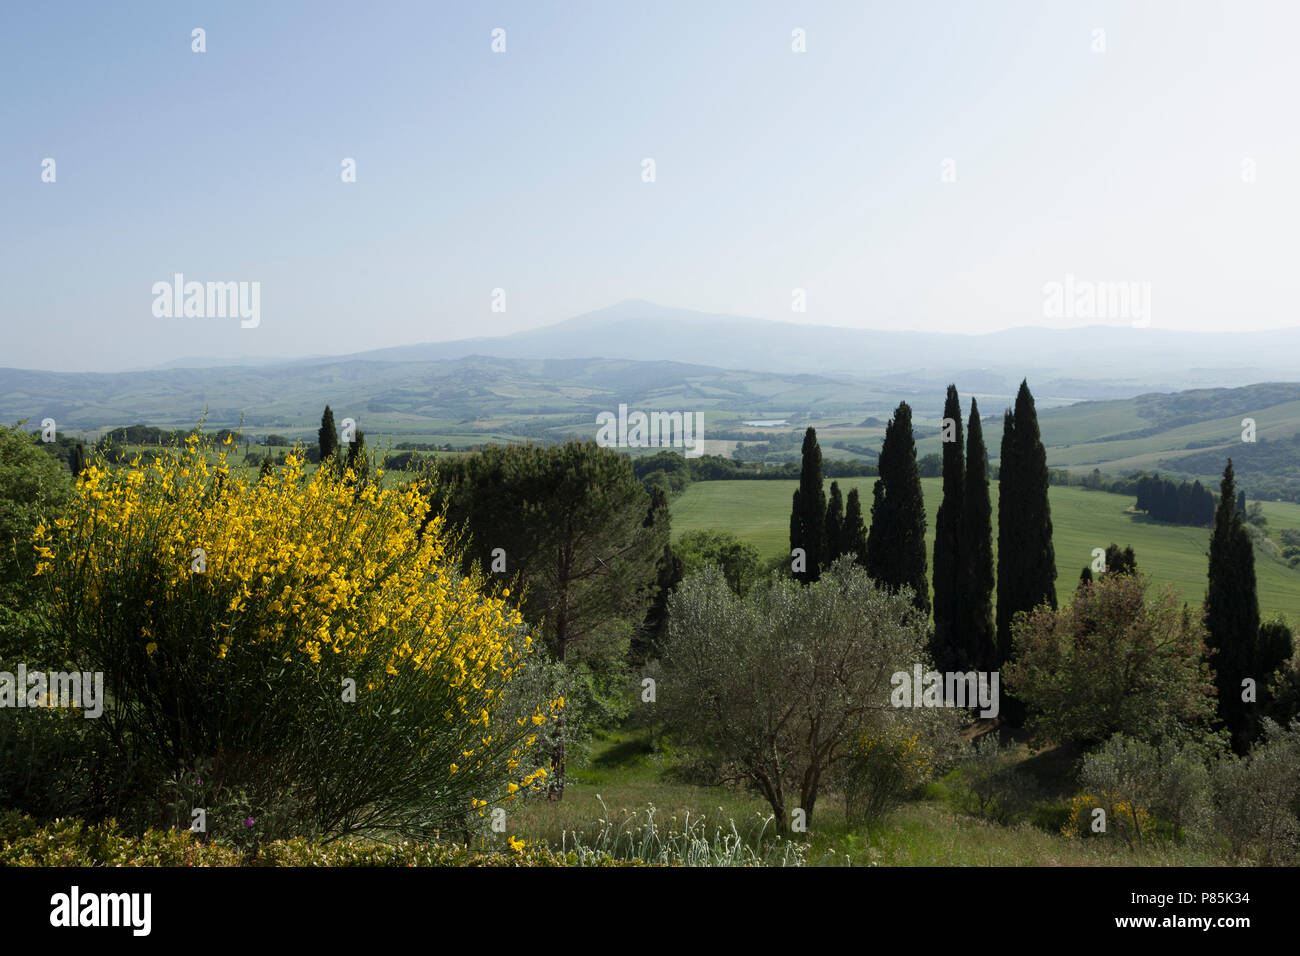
279,300,1300,399
143,354,324,371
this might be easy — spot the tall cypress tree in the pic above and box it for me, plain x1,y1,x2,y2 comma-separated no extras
789,427,826,583
345,429,368,480
866,402,929,615
319,405,339,468
958,399,995,672
824,481,844,562
790,489,802,572
932,385,965,672
996,407,1019,663
997,381,1056,723
842,488,868,566
1206,459,1262,754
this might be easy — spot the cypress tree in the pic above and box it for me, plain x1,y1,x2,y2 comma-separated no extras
345,429,368,481
824,481,844,562
1103,543,1137,576
788,428,826,583
635,486,681,664
866,402,929,615
1257,620,1294,697
958,399,996,672
842,488,868,566
932,385,965,673
790,489,802,574
319,405,339,469
997,381,1056,723
996,407,1019,664
1206,459,1262,754
69,442,85,478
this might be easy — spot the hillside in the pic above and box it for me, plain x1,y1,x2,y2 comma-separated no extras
278,301,1300,399
5,353,1299,497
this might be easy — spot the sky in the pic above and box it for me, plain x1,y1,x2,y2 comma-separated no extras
2,0,1299,371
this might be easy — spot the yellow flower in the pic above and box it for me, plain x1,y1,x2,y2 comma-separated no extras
146,642,158,655
507,836,525,853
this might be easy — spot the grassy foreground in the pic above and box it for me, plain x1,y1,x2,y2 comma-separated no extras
505,728,1228,866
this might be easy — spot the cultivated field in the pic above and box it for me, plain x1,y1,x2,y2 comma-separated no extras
671,478,1300,625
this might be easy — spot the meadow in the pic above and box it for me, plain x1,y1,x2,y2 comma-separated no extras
671,478,1300,625
505,727,1229,866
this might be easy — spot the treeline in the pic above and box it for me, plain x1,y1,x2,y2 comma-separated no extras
780,380,1296,755
1172,434,1300,504
632,451,875,497
786,383,1051,721
1134,474,1217,526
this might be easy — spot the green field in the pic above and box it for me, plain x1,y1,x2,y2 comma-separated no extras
671,478,1300,625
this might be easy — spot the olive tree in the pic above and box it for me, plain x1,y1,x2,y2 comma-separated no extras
661,556,956,831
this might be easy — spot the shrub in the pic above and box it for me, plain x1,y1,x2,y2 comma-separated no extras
1062,792,1152,846
839,726,936,828
1005,572,1215,747
1073,735,1211,847
29,437,560,841
0,810,241,866
1210,719,1300,864
954,734,1041,826
0,810,650,867
674,530,763,596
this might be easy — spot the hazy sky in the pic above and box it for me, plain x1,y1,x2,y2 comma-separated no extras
3,0,1298,371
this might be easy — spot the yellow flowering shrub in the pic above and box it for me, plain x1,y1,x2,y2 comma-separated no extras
1062,791,1153,846
839,725,936,827
32,436,561,841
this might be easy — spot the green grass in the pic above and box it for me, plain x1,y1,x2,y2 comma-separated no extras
509,728,1231,866
671,478,1300,625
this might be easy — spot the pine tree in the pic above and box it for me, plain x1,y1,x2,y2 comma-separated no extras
932,385,965,672
1206,459,1262,754
957,399,996,672
789,428,826,583
841,488,868,566
824,481,844,562
866,402,929,615
997,381,1056,723
319,405,339,469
